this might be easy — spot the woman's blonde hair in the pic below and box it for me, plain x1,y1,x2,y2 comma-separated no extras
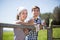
16,7,26,20
16,13,20,20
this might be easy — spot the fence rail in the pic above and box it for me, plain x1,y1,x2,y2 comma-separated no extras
47,25,60,40
0,23,35,40
52,25,60,28
0,23,60,40
0,23,35,29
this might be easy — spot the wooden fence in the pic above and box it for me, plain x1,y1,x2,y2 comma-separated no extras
0,23,35,40
0,23,60,40
47,25,60,40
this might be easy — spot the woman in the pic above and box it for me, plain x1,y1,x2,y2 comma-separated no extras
14,7,28,40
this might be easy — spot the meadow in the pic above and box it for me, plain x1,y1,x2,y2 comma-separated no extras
3,28,60,40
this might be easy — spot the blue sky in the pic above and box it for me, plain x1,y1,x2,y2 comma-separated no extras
0,0,60,23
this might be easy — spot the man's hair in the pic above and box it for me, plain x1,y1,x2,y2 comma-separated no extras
32,6,40,11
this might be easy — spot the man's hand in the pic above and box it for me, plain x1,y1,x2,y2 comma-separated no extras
40,25,43,30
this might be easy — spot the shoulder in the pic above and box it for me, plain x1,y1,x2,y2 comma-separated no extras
14,20,21,24
38,17,41,20
28,19,34,22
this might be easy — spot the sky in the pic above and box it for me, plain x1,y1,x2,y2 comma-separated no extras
0,0,60,23
0,0,60,31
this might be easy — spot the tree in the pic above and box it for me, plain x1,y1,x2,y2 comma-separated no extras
51,6,60,25
40,13,53,20
53,6,60,21
40,13,53,27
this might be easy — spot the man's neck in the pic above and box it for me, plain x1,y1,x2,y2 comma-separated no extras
33,16,38,19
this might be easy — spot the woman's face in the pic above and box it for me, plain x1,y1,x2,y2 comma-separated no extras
19,9,27,20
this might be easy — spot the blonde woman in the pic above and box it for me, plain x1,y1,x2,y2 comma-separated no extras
14,7,28,40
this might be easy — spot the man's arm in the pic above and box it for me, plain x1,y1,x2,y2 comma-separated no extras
39,24,43,30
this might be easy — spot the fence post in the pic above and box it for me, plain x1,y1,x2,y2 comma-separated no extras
0,27,3,40
47,26,52,40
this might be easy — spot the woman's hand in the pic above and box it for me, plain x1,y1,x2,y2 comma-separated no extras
23,28,29,35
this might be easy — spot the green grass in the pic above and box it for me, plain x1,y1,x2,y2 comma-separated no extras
3,31,14,40
3,28,60,40
53,28,60,38
38,29,47,40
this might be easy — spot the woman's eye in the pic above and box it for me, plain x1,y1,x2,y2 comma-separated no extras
22,12,24,14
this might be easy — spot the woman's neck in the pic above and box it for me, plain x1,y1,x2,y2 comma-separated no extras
19,18,24,22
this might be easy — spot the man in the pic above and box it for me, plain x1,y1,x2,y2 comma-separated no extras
26,6,43,40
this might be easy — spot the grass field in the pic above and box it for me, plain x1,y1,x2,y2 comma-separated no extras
3,28,60,40
3,31,14,40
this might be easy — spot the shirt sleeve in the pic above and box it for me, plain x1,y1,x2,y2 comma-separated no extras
38,17,42,24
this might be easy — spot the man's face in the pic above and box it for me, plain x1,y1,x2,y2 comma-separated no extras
32,8,40,17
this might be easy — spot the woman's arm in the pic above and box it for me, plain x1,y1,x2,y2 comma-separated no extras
16,21,34,25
